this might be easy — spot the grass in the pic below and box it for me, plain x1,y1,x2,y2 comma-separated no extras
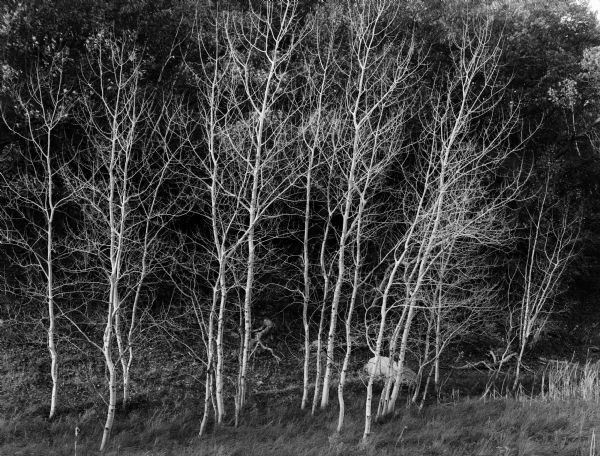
3,329,600,455
3,384,600,455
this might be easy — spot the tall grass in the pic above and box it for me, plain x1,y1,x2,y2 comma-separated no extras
542,360,600,402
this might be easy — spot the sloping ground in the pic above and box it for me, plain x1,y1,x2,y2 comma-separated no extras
2,307,600,455
2,393,600,455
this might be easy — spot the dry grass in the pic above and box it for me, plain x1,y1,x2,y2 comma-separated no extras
541,360,600,402
3,331,600,455
3,387,600,455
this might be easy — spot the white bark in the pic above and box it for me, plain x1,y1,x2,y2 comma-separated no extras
0,52,73,420
224,0,304,423
365,21,526,437
65,33,186,451
312,212,332,415
300,34,331,410
190,0,307,425
320,0,418,410
513,176,579,389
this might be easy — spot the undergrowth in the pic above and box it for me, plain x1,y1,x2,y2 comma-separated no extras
3,342,600,455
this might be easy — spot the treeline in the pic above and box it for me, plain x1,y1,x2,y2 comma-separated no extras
0,0,599,451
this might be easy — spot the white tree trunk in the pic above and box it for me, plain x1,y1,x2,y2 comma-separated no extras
47,209,58,420
363,259,404,442
100,285,118,453
236,227,256,425
200,285,217,436
215,267,227,424
320,173,354,409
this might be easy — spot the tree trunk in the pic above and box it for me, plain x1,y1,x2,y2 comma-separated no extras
215,265,227,424
320,186,354,409
412,316,432,404
47,220,58,419
363,260,404,442
301,163,313,410
311,289,328,415
385,301,417,416
236,221,256,425
200,285,218,436
434,304,442,392
336,271,358,433
100,287,117,453
47,293,58,419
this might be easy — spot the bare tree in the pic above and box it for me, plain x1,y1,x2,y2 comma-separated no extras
316,0,419,411
363,21,525,440
410,242,497,405
513,175,579,390
310,172,336,415
188,0,307,428
0,49,73,419
298,28,333,410
65,32,187,451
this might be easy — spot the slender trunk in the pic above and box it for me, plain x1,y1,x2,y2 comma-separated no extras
320,263,343,408
236,227,255,425
434,304,442,391
513,335,527,391
215,262,227,423
337,196,365,432
100,285,117,453
321,190,353,409
46,133,58,419
312,214,331,415
301,302,310,410
336,264,359,433
199,370,213,436
377,301,408,419
47,221,58,419
312,290,328,415
412,316,432,404
363,316,387,442
419,364,435,409
386,168,448,415
114,307,127,404
120,245,149,408
363,260,403,442
100,103,122,452
47,291,58,419
206,38,226,425
200,286,217,436
385,300,417,415
100,341,117,453
301,164,313,410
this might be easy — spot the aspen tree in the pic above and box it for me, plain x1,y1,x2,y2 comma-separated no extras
0,50,73,420
513,175,579,390
190,0,307,426
318,0,418,409
364,22,525,440
67,33,186,451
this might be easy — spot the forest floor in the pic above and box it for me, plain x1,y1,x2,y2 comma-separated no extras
2,299,600,455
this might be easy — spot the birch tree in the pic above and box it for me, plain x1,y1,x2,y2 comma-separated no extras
513,175,579,390
411,243,497,405
298,42,331,411
66,32,187,451
189,0,307,427
363,22,525,440
317,0,419,410
0,49,73,419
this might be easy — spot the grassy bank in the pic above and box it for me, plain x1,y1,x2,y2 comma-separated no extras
2,392,600,455
3,322,600,455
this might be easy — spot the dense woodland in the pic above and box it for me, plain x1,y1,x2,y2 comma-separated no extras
2,0,600,453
